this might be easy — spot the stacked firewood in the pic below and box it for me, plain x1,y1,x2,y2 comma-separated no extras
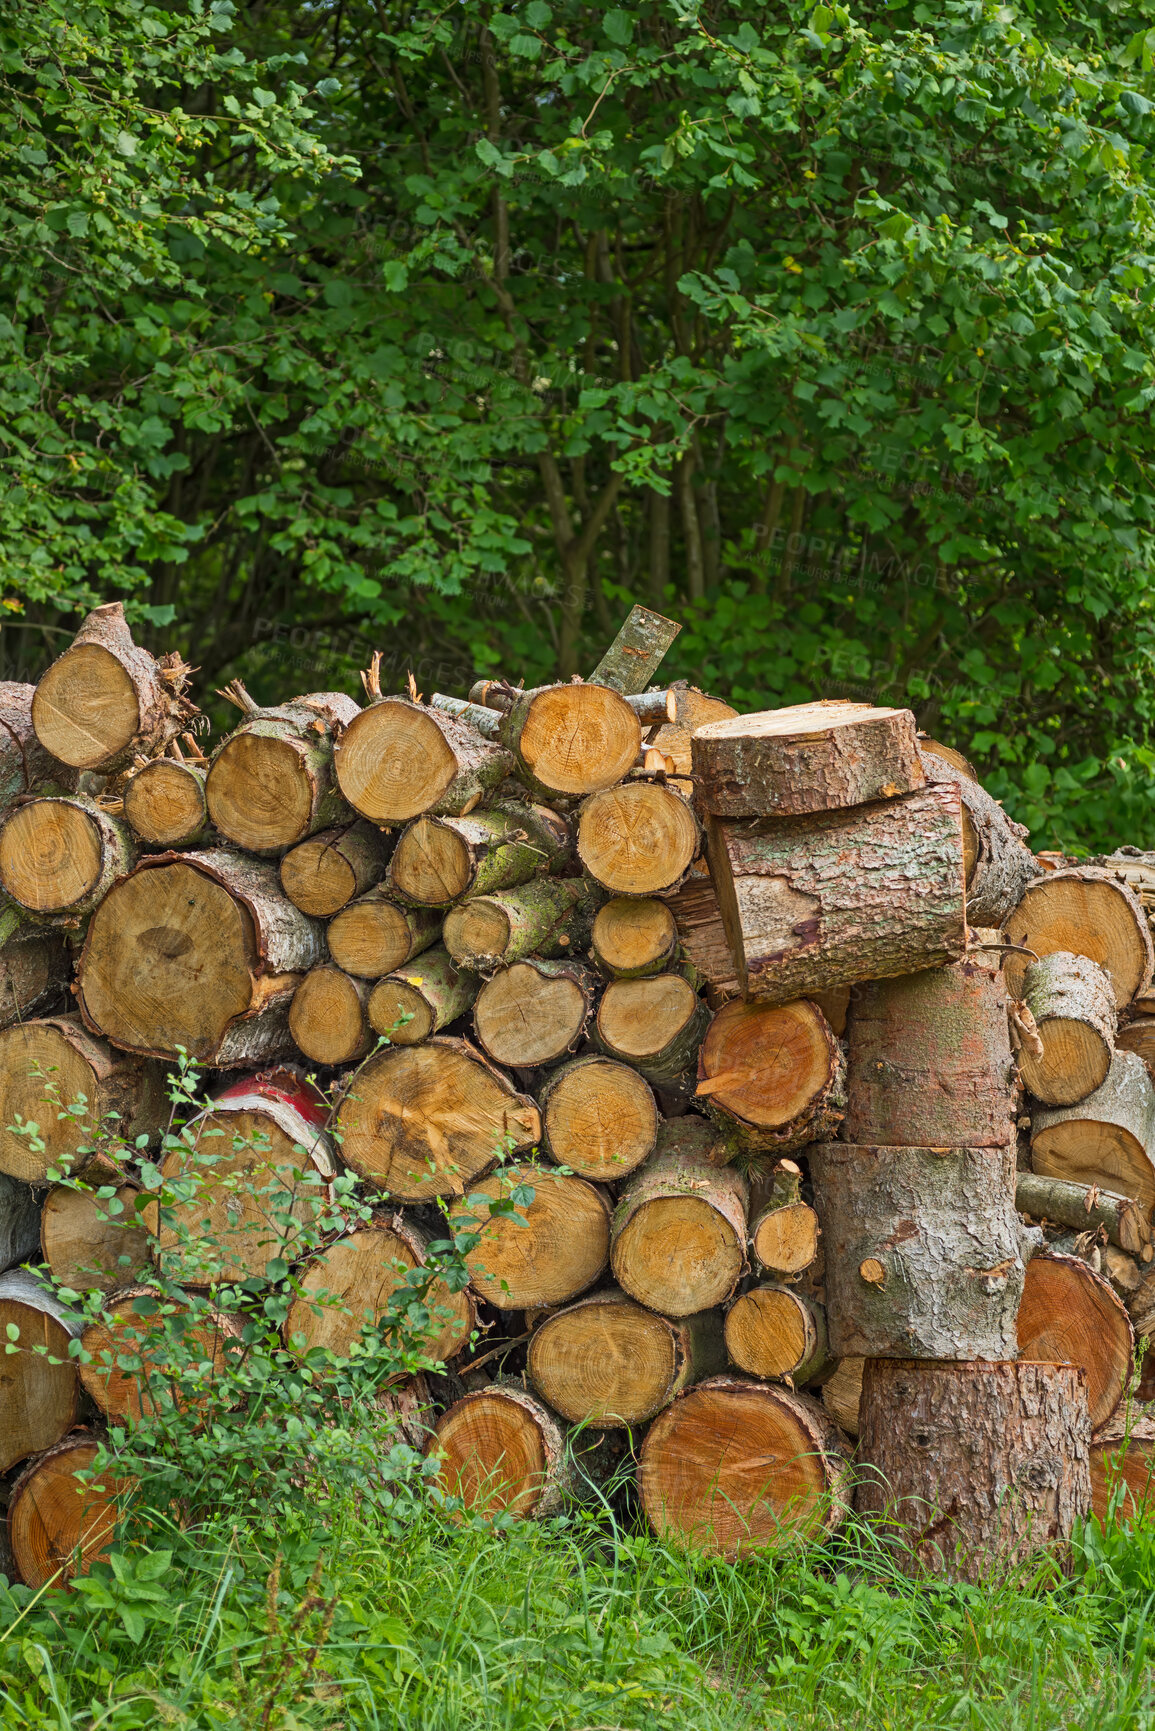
0,601,1151,1587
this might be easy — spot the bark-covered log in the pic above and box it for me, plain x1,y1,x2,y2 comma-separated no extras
1016,1172,1151,1255
31,603,199,773
78,1288,242,1424
472,957,596,1069
707,783,967,1002
335,1037,540,1201
660,874,740,1005
856,1359,1091,1583
41,1181,150,1293
822,1356,864,1438
336,688,514,823
280,822,395,917
591,895,678,979
8,1434,133,1589
0,795,135,916
595,973,710,1089
368,946,479,1044
919,748,1038,926
326,890,441,979
77,848,324,1065
1030,1050,1155,1207
748,1161,819,1276
810,1142,1033,1360
647,685,740,793
122,757,209,849
638,1376,850,1558
577,782,700,897
610,1143,748,1316
1017,1252,1134,1433
1018,951,1117,1106
388,803,569,907
696,997,845,1163
290,964,373,1065
0,682,79,803
845,948,1016,1148
449,1162,611,1309
1090,1414,1155,1524
206,686,360,855
443,876,603,972
538,1055,659,1183
526,1288,725,1427
724,1286,829,1384
0,1269,83,1473
1002,867,1154,1009
693,701,925,819
0,908,68,1031
426,1385,577,1518
588,604,681,693
0,1016,167,1183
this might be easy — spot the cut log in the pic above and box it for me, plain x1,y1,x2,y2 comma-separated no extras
526,1288,725,1426
696,997,845,1163
280,822,395,917
206,687,360,855
856,1359,1090,1583
449,1162,611,1309
1017,951,1117,1106
0,682,79,803
78,1288,242,1424
42,1181,150,1292
0,910,68,1031
426,1385,574,1518
326,890,441,979
443,876,601,972
588,604,681,693
0,1269,82,1474
0,1017,167,1183
538,1055,659,1183
591,896,678,979
724,1286,829,1384
596,973,710,1089
495,683,642,798
661,874,740,1005
610,1143,748,1316
919,749,1038,926
693,701,925,819
334,690,513,824
31,603,198,773
1016,1252,1134,1433
918,735,977,779
388,804,570,907
122,758,208,848
810,1142,1031,1359
577,782,700,897
822,1356,864,1438
1118,1017,1155,1070
368,946,479,1045
1002,867,1153,1009
290,965,373,1066
1030,1050,1155,1207
1127,1266,1155,1340
0,795,135,916
648,685,740,793
749,1163,820,1276
284,1216,475,1364
707,782,967,1002
844,949,1016,1148
1015,1172,1151,1256
8,1434,133,1589
76,848,324,1065
472,958,596,1069
1090,1414,1155,1525
638,1376,849,1558
335,1038,540,1201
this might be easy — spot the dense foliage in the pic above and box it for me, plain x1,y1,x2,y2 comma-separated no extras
4,0,1155,847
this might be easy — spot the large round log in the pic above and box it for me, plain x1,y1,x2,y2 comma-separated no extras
1002,867,1154,1009
919,749,1038,925
76,849,324,1065
388,804,569,907
692,701,925,819
290,965,373,1065
591,896,678,979
206,687,360,855
1016,1253,1133,1433
0,1270,83,1474
538,1055,659,1182
279,821,395,917
498,683,642,798
42,1179,150,1293
577,782,700,897
1090,1414,1155,1524
596,973,709,1089
1030,1050,1155,1206
8,1435,133,1588
0,795,135,917
334,691,513,824
526,1288,725,1427
426,1385,574,1518
638,1376,849,1558
78,1289,242,1424
367,947,480,1045
122,756,209,849
0,681,79,803
1018,951,1117,1106
326,890,441,979
449,1162,610,1310
473,958,596,1069
724,1286,829,1384
856,1359,1091,1582
696,997,845,1162
443,877,601,973
611,1142,748,1316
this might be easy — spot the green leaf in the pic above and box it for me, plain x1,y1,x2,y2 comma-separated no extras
603,9,633,43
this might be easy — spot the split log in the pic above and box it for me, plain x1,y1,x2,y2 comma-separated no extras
335,1038,540,1202
1030,1050,1155,1207
449,1162,611,1309
388,804,570,907
1090,1414,1155,1525
638,1377,849,1558
856,1359,1090,1583
0,909,68,1031
577,782,700,897
122,757,208,849
1017,951,1117,1106
610,1143,748,1316
538,1055,659,1182
595,973,710,1089
822,1356,864,1438
588,604,681,693
0,1017,167,1183
284,1216,475,1364
8,1434,133,1589
591,896,678,979
526,1288,725,1427
42,1181,150,1292
280,822,395,917
1016,1252,1134,1433
692,700,925,818
0,1269,83,1474
0,682,79,802
919,749,1037,926
1015,1172,1151,1256
661,874,740,1004
326,890,441,979
335,686,513,824
0,795,135,916
78,1289,242,1424
76,848,324,1065
426,1385,575,1518
844,948,1016,1148
707,782,967,1002
31,602,198,773
810,1142,1032,1359
1002,867,1154,1008
290,965,373,1066
1118,1017,1155,1070
443,876,602,972
206,686,360,855
749,1162,820,1277
368,947,479,1044
472,958,597,1069
696,997,845,1163
724,1286,829,1384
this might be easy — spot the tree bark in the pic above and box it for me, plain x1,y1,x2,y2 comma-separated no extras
41,1181,150,1293
1017,1252,1134,1433
1002,867,1154,1009
660,873,740,1006
611,1144,748,1316
1016,1171,1151,1255
577,781,700,896
443,876,603,972
388,803,570,906
0,795,136,917
591,895,678,978
326,889,442,979
0,1268,83,1474
693,701,925,819
122,758,209,849
368,946,480,1045
1018,951,1117,1106
596,972,710,1089
919,748,1038,926
289,964,374,1065
724,1285,829,1384
280,821,395,918
697,997,845,1164
449,1161,611,1309
588,604,681,694
334,694,514,824
8,1434,132,1588
0,911,68,1030
472,956,597,1069
206,687,360,855
539,1054,659,1182
1030,1049,1155,1207
0,681,79,803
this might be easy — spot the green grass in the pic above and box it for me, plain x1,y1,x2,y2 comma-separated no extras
3,1487,1155,1730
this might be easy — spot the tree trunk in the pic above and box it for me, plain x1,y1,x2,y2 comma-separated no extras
587,604,681,693
595,972,710,1090
496,683,642,798
472,957,597,1069
538,1054,659,1183
845,948,1016,1148
610,1144,748,1316
810,1142,1034,1360
326,889,442,979
0,681,79,802
724,1285,830,1383
288,965,374,1065
449,1161,611,1310
591,895,678,978
707,782,967,1002
1018,951,1118,1107
387,803,570,907
334,694,514,824
280,821,395,917
78,1288,243,1424
856,1359,1091,1583
638,1376,850,1558
919,748,1038,925
0,1269,83,1473
823,1356,864,1438
426,1384,577,1519
696,997,845,1164
1090,1413,1155,1525
335,1037,540,1202
526,1288,725,1427
368,946,480,1044
122,758,209,849
443,876,602,972
41,1181,150,1293
31,602,199,773
0,795,135,917
1016,1171,1151,1255
0,912,68,1030
749,1162,820,1276
1030,1050,1155,1206
206,688,360,855
577,782,700,896
1002,867,1154,1009
8,1434,132,1588
1017,1252,1134,1433
660,873,740,1005
693,700,926,818
76,848,325,1065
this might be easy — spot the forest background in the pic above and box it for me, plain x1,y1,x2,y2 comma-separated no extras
4,0,1155,851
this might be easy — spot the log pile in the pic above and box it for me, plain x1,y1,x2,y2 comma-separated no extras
0,600,1152,1585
